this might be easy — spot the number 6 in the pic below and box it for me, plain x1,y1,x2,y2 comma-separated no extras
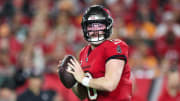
85,72,98,100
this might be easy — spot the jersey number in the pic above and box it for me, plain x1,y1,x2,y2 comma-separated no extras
85,72,98,100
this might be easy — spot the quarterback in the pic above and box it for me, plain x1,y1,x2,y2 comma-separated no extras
67,5,132,101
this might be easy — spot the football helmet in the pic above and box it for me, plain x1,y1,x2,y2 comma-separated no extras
81,5,113,45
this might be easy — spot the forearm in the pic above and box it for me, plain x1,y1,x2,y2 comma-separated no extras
83,60,124,92
68,58,124,93
88,77,117,92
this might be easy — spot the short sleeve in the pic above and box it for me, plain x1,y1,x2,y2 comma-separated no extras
105,40,128,63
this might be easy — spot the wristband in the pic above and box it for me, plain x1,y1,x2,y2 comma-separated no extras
81,77,91,87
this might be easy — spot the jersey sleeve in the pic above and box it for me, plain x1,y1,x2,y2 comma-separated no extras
105,40,128,63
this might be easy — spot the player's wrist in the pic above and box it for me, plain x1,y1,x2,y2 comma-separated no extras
81,77,91,87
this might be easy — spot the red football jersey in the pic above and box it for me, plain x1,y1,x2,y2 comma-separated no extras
79,39,132,101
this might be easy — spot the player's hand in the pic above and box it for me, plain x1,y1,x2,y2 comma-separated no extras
67,58,85,83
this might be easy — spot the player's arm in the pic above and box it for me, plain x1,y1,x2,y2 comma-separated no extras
67,58,125,92
88,59,125,91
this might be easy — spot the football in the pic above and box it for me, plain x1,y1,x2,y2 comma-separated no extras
58,55,77,88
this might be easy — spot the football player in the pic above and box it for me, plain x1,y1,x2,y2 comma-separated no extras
67,5,132,101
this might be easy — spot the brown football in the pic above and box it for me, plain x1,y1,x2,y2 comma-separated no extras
58,55,77,88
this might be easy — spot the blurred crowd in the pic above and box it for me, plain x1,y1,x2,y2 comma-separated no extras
0,0,179,101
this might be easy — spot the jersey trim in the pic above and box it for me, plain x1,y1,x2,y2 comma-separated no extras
106,55,127,63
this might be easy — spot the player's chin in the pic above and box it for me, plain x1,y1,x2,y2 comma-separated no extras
90,39,104,45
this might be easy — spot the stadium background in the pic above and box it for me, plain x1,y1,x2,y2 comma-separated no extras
0,0,179,101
